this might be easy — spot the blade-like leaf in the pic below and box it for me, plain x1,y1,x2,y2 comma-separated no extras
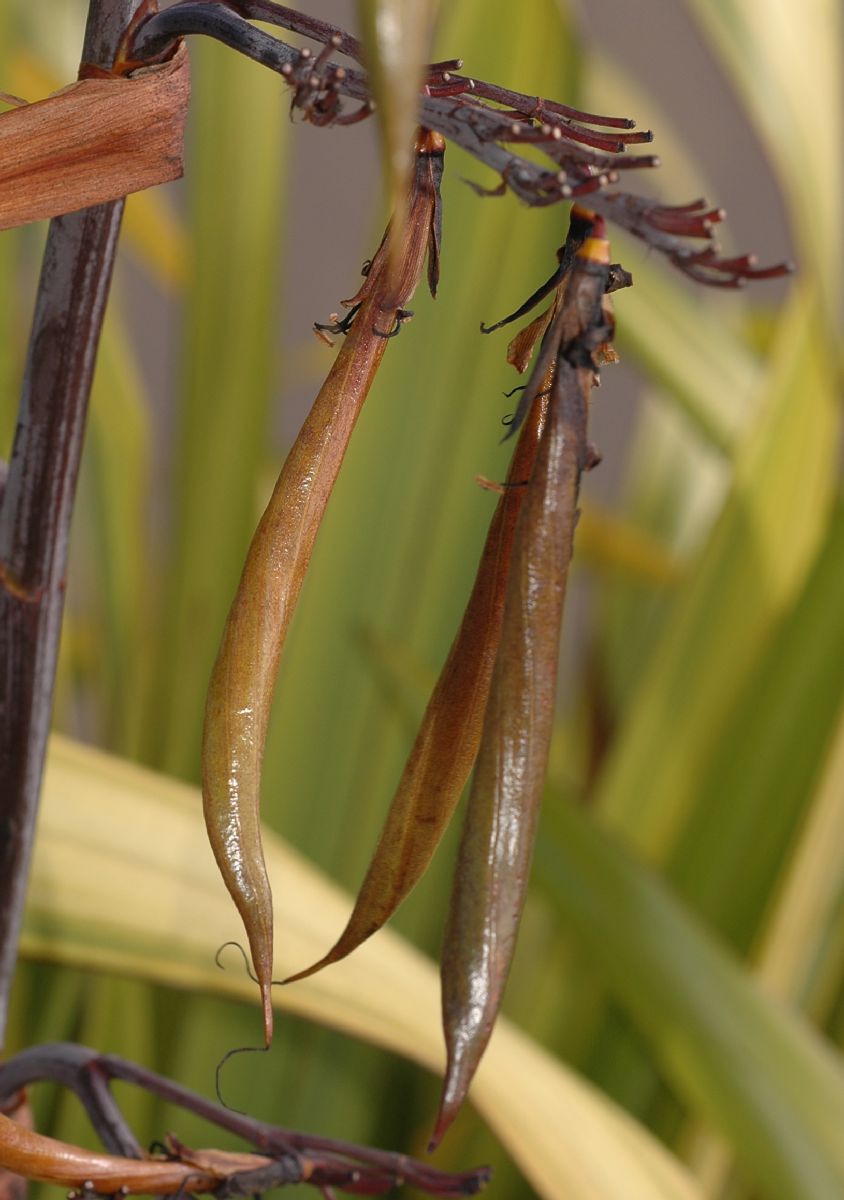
536,794,844,1200
26,735,704,1200
666,496,844,951
594,284,840,856
756,699,844,1013
146,36,288,779
6,51,186,291
684,0,842,311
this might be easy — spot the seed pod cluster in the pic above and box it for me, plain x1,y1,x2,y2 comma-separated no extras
202,134,622,1139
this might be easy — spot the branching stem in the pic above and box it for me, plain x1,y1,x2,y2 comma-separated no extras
0,1044,490,1196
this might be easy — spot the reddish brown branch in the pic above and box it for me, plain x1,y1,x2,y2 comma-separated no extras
0,1044,490,1196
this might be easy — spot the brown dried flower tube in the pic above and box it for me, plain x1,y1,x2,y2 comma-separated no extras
432,222,616,1148
202,130,444,1046
0,1112,281,1195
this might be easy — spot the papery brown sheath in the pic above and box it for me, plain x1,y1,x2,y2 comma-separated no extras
432,222,616,1148
0,44,189,231
283,207,597,986
201,129,444,1046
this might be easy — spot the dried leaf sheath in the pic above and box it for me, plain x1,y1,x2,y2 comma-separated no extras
201,132,443,1046
0,45,189,231
432,232,613,1147
284,373,549,985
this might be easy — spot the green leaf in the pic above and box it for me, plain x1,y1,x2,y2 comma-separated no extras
78,301,153,758
537,795,844,1200
26,735,705,1200
145,36,288,779
594,284,840,857
756,701,844,1017
667,496,844,952
684,0,842,312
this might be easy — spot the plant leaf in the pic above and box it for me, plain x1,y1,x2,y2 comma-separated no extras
536,794,844,1200
594,284,840,856
666,495,844,951
684,0,842,311
26,734,705,1200
0,46,189,230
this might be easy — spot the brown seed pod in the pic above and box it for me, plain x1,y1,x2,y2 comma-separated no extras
432,227,615,1148
201,130,445,1045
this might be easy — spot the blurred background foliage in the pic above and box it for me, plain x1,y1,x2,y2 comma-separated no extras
2,0,843,1197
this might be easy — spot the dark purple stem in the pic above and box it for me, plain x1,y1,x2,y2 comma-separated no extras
127,0,791,284
0,1044,490,1196
0,0,146,1049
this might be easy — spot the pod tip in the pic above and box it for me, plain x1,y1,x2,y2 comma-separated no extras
261,983,274,1049
428,1079,461,1152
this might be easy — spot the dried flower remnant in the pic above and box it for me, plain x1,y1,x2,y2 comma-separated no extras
201,130,444,1048
127,0,792,287
432,217,625,1149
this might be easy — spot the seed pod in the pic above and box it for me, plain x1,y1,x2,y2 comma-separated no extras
432,227,615,1147
202,131,444,1045
284,204,595,986
284,370,549,985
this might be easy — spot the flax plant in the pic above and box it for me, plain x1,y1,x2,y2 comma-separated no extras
1,2,842,1199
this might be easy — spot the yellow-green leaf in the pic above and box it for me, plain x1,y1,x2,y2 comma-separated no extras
25,735,704,1200
357,0,437,250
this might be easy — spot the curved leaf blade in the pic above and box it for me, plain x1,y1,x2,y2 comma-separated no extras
26,736,704,1200
537,797,844,1200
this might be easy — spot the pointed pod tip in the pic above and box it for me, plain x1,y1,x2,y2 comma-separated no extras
280,948,342,986
261,983,274,1049
280,962,323,986
428,1074,464,1152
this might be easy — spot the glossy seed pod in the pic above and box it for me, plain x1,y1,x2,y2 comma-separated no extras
202,131,445,1044
432,230,613,1148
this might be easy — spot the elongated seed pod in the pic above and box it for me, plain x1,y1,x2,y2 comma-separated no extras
432,230,613,1147
284,369,549,985
202,131,444,1045
284,203,591,986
